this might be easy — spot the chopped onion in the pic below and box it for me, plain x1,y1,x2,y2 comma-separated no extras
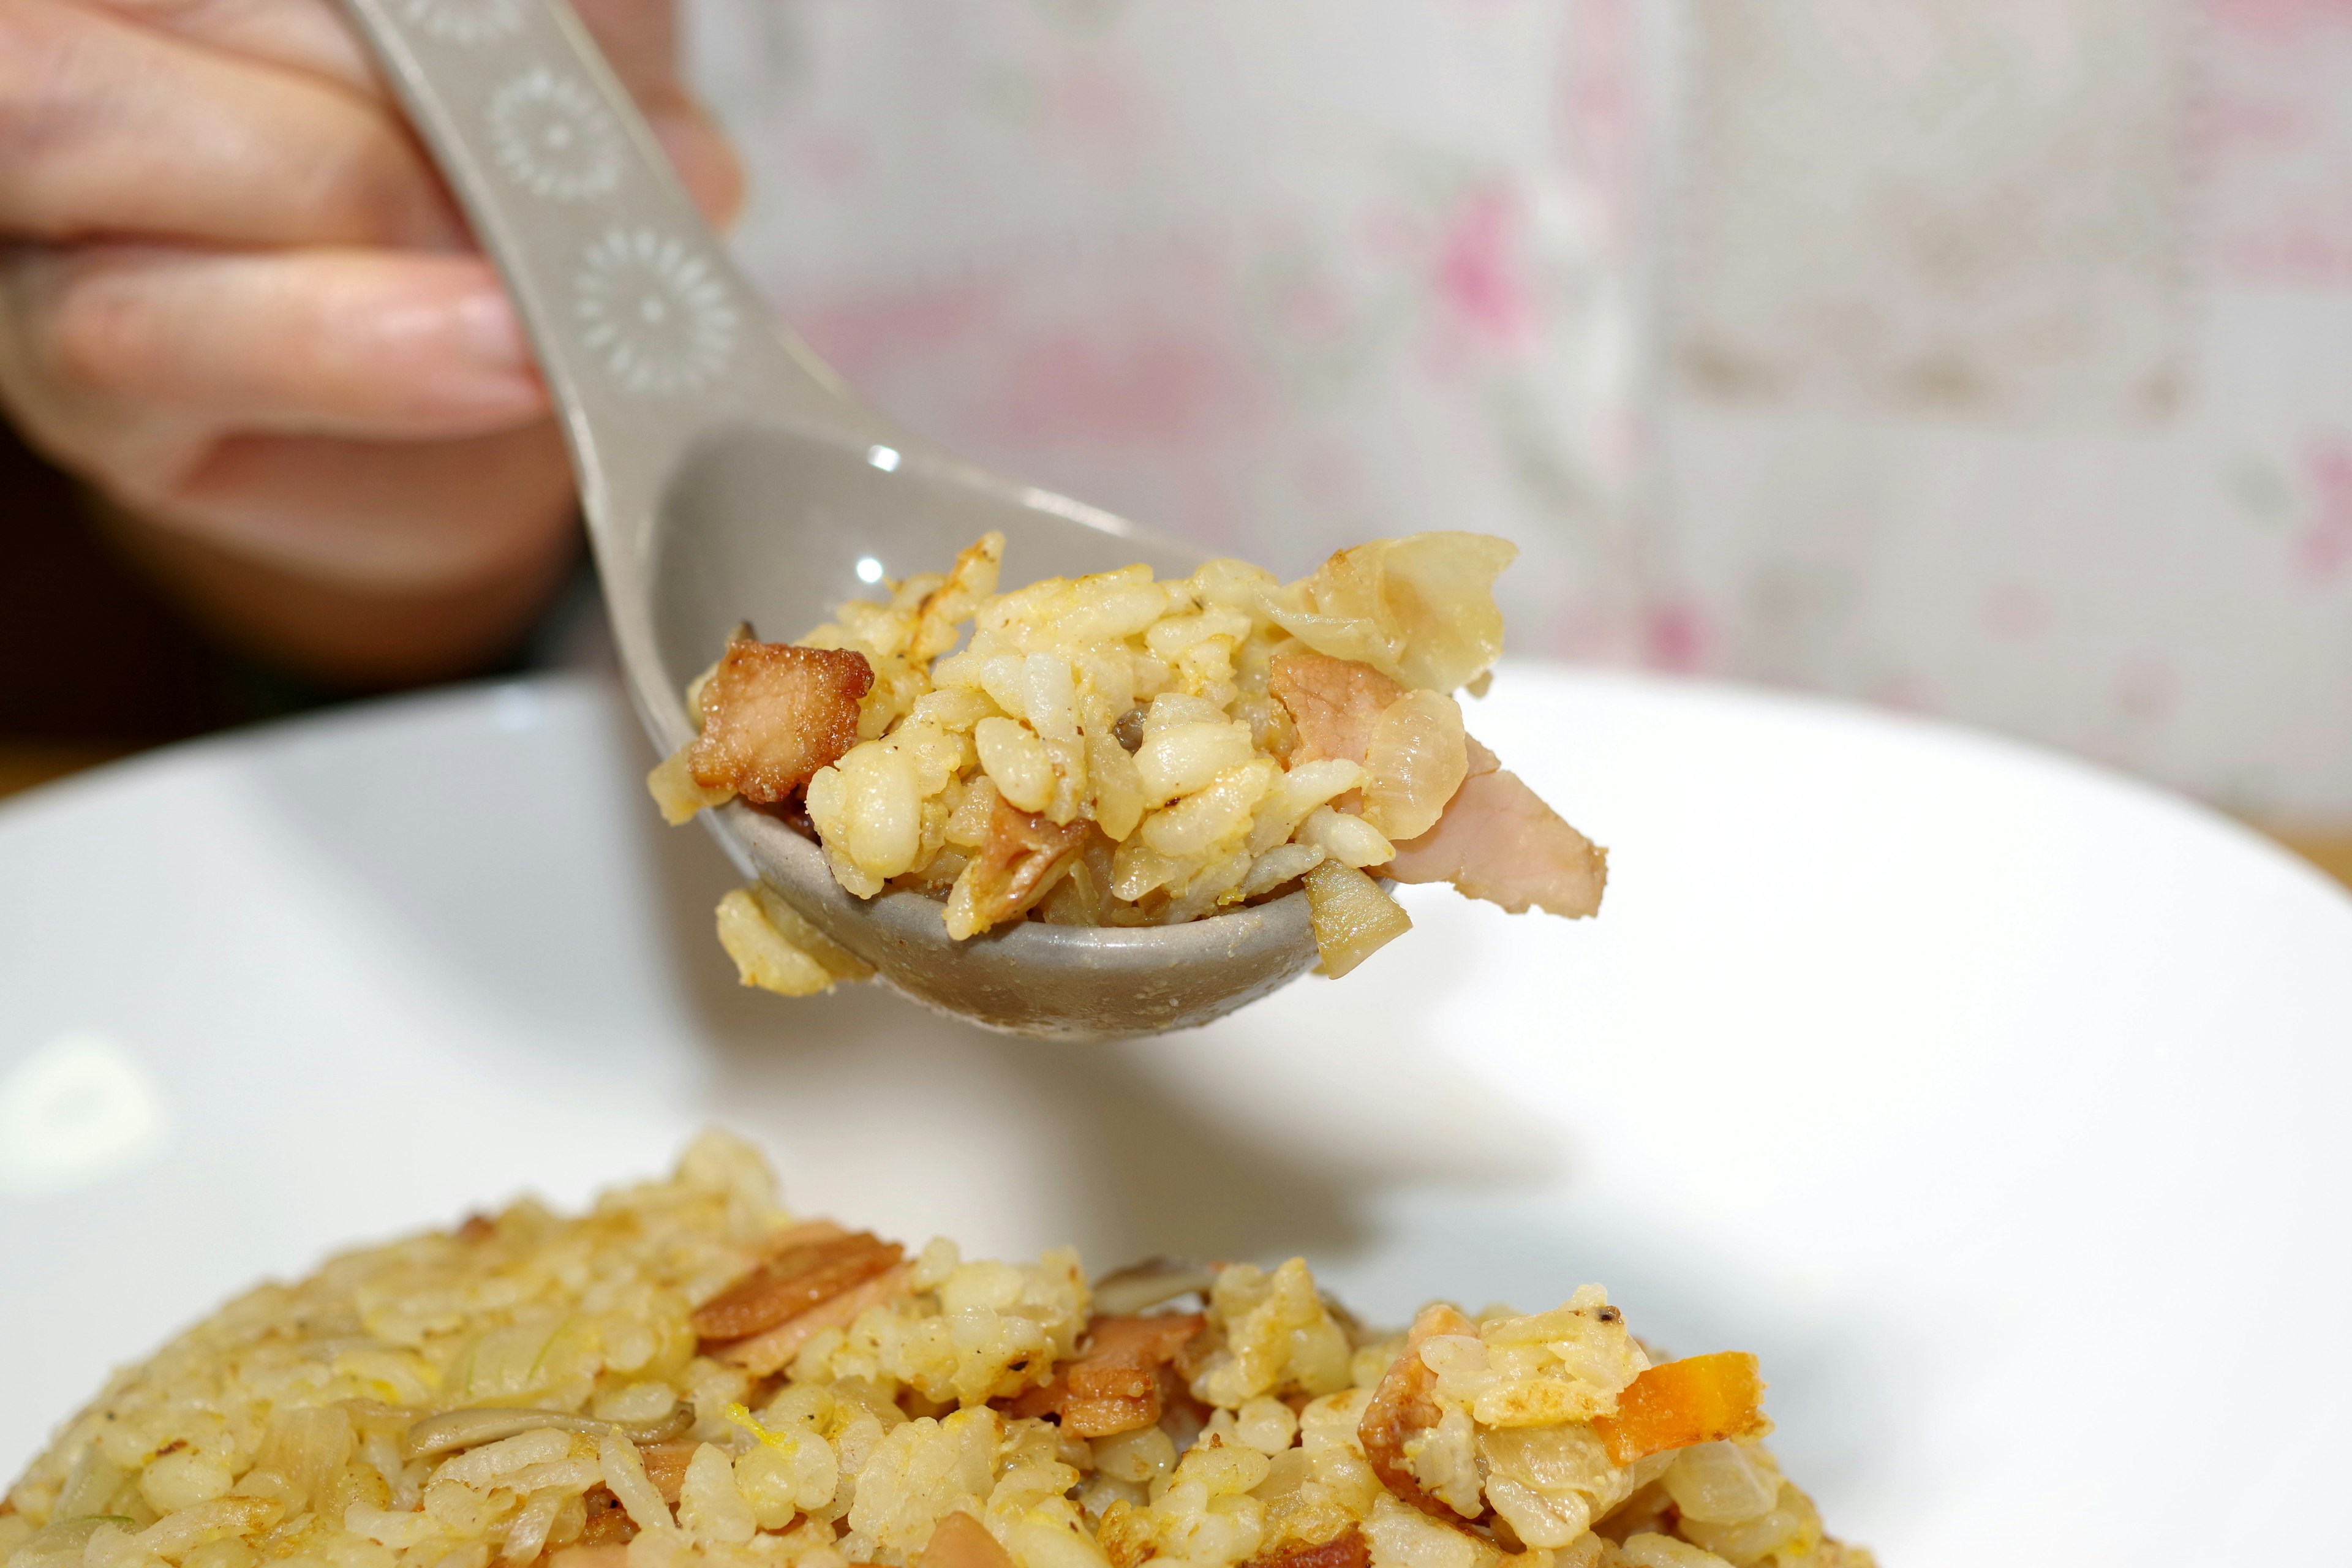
1303,861,1412,978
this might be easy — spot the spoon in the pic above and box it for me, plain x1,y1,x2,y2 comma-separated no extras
336,0,1317,1039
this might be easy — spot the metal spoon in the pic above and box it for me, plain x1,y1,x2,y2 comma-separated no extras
336,0,1317,1039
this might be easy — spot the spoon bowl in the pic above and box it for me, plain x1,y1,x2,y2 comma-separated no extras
333,0,1317,1037
654,424,1321,1036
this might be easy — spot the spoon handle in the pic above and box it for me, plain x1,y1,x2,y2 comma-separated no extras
333,0,845,499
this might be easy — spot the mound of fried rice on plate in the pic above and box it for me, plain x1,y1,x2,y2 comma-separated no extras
648,534,1608,995
2,1135,1870,1568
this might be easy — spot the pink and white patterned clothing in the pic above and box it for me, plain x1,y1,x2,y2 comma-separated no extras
684,0,2352,816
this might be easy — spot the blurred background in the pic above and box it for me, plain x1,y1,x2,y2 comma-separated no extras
4,0,2349,886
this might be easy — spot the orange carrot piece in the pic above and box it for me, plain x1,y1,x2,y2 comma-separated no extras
1591,1352,1767,1466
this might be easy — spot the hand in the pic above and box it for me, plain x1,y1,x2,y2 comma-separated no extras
0,0,741,680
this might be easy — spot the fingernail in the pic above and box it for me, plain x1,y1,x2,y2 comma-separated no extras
448,287,535,375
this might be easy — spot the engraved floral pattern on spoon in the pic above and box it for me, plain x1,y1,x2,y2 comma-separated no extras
575,228,740,395
488,68,627,202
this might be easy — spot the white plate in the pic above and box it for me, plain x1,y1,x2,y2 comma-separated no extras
3,667,2348,1564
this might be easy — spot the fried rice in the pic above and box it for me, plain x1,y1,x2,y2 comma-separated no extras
649,535,1609,994
2,1135,1872,1568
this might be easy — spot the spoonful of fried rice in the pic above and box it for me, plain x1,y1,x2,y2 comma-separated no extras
333,0,1602,1037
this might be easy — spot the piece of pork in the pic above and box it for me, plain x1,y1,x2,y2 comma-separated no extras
1000,1312,1205,1437
1269,655,1605,919
690,1231,903,1342
1245,1529,1371,1568
1358,1303,1479,1519
714,1262,915,1377
688,640,873,802
1386,763,1605,918
636,1441,696,1504
1268,652,1404,766
952,796,1098,937
918,1513,1014,1568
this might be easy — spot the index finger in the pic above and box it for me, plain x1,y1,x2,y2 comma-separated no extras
0,0,464,248
75,0,741,227
83,0,692,109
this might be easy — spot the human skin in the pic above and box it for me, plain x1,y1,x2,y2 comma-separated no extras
0,0,741,682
